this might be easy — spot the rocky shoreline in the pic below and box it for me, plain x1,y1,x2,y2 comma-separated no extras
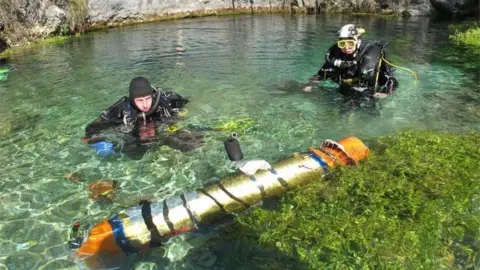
0,0,477,54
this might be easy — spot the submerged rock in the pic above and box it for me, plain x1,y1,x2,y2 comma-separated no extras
65,171,83,183
87,180,119,201
190,250,217,268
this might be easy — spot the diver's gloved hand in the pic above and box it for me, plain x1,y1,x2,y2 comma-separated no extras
123,114,136,129
81,136,115,157
333,59,357,69
386,76,398,90
90,141,115,157
373,92,389,99
230,159,272,176
303,85,313,92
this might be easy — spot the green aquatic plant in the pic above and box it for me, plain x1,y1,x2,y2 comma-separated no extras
67,0,88,34
0,67,9,81
214,117,255,133
449,22,480,46
0,35,81,58
217,130,480,269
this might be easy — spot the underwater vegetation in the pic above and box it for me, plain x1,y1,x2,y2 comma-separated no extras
215,130,479,269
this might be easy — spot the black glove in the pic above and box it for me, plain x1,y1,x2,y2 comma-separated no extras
334,60,357,69
385,76,398,93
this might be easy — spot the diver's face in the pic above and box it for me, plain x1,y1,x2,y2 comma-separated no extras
134,95,153,112
338,39,357,55
342,46,356,55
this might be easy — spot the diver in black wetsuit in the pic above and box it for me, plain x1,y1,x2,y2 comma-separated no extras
303,24,398,101
83,77,204,160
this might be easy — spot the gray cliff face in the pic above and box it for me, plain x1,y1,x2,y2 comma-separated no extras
0,0,67,49
86,0,432,25
429,0,479,16
86,0,299,25
0,0,472,53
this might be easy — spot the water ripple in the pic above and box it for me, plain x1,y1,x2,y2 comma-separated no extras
0,14,478,269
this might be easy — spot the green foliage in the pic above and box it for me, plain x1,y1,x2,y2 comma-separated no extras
449,22,480,46
67,0,88,34
0,35,80,58
218,130,480,269
60,23,70,36
214,117,255,134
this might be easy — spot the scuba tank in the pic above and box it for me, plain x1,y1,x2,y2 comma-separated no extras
224,133,244,161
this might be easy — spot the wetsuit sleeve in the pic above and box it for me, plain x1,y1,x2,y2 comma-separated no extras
119,131,149,160
324,44,340,66
84,116,115,138
310,44,344,82
148,90,190,121
302,44,341,89
164,91,189,110
160,129,205,152
84,98,127,138
324,44,357,69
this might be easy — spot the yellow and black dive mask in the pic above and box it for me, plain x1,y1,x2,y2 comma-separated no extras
337,39,357,49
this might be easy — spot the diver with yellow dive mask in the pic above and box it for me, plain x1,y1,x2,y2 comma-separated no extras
303,24,399,100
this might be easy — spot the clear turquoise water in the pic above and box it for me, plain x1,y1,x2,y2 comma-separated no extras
0,13,479,269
